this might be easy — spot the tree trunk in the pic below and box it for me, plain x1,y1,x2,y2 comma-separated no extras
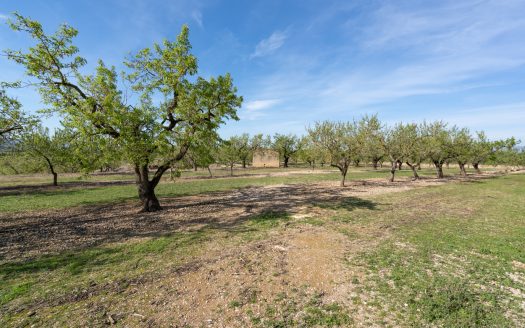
334,163,349,186
459,162,467,177
434,162,444,179
137,181,161,212
207,165,213,177
397,160,403,170
242,159,246,169
372,160,378,169
43,156,58,186
284,156,289,168
406,162,419,180
389,162,396,182
473,162,481,174
353,159,360,167
135,164,162,212
230,164,234,176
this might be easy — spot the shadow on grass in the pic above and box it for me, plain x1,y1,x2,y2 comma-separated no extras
0,186,376,279
0,180,135,197
0,211,291,279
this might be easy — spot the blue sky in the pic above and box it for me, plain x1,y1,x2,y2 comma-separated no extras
1,0,524,141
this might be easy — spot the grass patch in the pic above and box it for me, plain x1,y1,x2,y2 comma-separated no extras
343,174,525,326
0,167,470,212
248,289,352,327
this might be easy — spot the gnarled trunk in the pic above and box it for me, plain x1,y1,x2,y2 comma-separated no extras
458,162,467,176
434,161,444,179
284,156,290,168
43,156,58,186
406,162,420,180
473,162,481,174
135,164,162,212
138,182,161,212
333,162,349,187
396,160,403,171
389,162,396,182
340,168,348,186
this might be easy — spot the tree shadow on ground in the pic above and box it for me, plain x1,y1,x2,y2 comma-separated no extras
0,183,378,268
0,180,135,196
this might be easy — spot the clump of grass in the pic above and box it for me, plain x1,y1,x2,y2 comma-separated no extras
248,289,351,327
409,276,506,327
246,211,291,229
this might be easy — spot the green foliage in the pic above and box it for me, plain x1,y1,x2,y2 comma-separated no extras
17,124,77,183
307,121,359,184
356,114,385,165
272,133,300,166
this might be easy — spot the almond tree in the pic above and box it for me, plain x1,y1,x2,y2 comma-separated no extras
19,124,72,186
308,121,358,186
5,14,242,211
449,127,473,176
356,115,385,169
218,138,240,176
399,123,424,180
272,133,300,168
469,131,510,174
421,121,453,178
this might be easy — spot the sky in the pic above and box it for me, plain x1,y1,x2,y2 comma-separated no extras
1,0,524,141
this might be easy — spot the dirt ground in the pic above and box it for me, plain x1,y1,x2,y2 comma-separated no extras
0,174,465,261
0,172,506,327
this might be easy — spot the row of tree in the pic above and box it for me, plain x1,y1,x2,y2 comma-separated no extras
205,116,522,186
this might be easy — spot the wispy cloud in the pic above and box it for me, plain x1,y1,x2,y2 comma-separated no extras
250,31,287,58
0,13,8,20
191,10,203,28
241,99,281,120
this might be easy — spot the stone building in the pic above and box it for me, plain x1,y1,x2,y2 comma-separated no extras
252,149,280,168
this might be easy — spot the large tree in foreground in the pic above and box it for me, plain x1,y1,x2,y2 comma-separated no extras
6,14,242,211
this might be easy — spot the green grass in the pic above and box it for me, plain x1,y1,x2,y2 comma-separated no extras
0,167,474,212
332,174,525,327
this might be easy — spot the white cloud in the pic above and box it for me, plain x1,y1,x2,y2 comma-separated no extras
245,99,280,111
191,10,203,28
0,13,8,20
241,99,281,120
250,31,287,58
